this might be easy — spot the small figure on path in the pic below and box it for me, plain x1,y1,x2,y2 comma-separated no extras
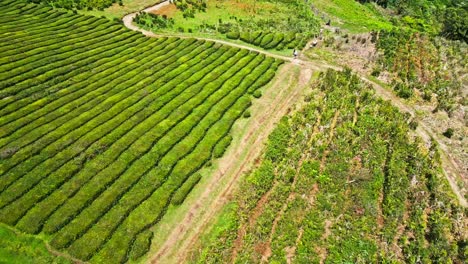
311,39,318,47
293,49,298,58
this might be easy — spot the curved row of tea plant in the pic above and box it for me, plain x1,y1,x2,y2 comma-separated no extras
226,30,311,51
27,0,119,11
0,1,282,263
193,69,466,263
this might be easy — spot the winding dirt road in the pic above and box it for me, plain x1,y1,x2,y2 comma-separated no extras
120,3,467,263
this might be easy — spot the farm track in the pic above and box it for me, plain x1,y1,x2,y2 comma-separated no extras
151,64,313,264
123,1,467,262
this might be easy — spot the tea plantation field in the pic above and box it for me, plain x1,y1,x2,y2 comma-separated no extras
0,0,282,262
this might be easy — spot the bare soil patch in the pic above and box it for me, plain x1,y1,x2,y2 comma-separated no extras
150,3,177,17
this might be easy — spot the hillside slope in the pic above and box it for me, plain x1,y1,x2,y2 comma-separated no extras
192,69,467,263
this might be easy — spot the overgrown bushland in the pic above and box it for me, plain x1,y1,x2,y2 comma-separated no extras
192,69,466,263
376,29,466,114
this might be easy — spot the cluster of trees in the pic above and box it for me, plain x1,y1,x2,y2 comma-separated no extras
441,6,467,42
0,2,283,263
358,0,467,42
375,29,465,113
134,12,175,31
174,0,207,18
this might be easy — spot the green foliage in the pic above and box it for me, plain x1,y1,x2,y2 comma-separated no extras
312,0,393,32
213,135,233,158
226,30,240,39
442,128,454,138
393,81,413,99
264,117,290,162
0,224,71,264
128,230,153,261
134,12,174,31
252,90,262,98
174,0,207,14
441,7,468,42
376,28,466,112
171,173,202,205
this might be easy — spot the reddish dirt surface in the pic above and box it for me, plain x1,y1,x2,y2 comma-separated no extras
231,181,278,263
150,3,177,17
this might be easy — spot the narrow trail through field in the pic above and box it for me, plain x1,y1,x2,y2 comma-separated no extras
119,3,467,262
151,64,313,264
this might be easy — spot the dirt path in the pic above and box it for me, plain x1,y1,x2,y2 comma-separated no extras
150,65,313,263
46,242,85,264
120,4,466,262
122,2,296,62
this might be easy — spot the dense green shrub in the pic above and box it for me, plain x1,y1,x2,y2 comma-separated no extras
252,90,262,98
393,81,413,99
171,173,202,205
441,7,468,42
376,29,465,112
442,128,454,138
134,12,174,31
259,33,274,48
226,30,240,40
128,230,153,261
213,135,233,158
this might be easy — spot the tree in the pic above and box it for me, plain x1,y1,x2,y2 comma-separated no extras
441,7,468,42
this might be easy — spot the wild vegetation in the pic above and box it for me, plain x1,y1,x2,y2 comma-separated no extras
375,29,466,113
0,0,282,262
143,0,320,50
0,224,71,264
193,69,466,263
134,12,175,31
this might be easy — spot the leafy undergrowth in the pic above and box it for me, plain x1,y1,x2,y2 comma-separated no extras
376,29,467,113
0,1,282,263
310,0,393,32
0,224,71,264
191,69,467,263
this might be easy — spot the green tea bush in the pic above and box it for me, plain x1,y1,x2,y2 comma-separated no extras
226,30,240,40
171,173,202,205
